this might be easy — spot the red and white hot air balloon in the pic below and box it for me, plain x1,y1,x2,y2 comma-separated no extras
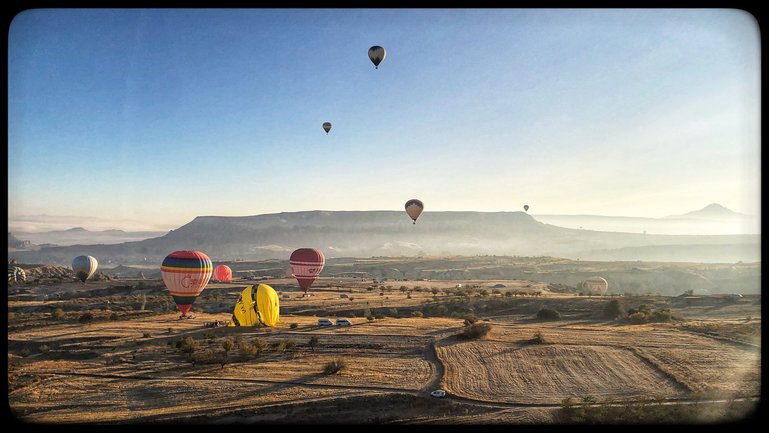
289,248,325,296
160,250,213,318
214,264,232,282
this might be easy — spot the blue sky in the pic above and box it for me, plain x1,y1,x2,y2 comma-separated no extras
8,8,761,232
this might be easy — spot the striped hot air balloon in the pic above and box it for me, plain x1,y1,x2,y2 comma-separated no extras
289,248,325,295
8,265,26,286
160,250,213,318
72,255,98,283
214,264,232,282
583,277,609,296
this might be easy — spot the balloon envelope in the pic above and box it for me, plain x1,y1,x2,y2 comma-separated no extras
524,205,529,212
8,265,26,285
368,45,386,68
289,248,325,293
214,264,232,282
584,277,608,295
160,250,213,316
227,284,280,327
72,255,98,283
323,122,332,134
405,199,424,224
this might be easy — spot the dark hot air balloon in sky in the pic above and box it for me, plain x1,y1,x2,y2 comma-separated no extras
368,45,386,69
289,248,325,296
161,250,212,319
323,122,332,134
524,204,529,212
405,199,424,224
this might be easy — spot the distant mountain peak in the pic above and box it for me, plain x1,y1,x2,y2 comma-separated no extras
665,203,745,219
66,227,88,232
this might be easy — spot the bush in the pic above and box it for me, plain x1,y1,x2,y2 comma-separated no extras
650,309,672,322
78,312,94,323
628,312,648,324
239,341,258,358
177,336,199,353
411,310,423,318
323,359,346,375
110,312,119,321
463,314,478,326
536,307,560,321
222,339,235,352
252,338,268,354
374,313,385,320
603,299,626,319
459,322,492,340
289,323,298,329
308,336,319,351
190,350,225,366
529,331,546,344
52,308,65,320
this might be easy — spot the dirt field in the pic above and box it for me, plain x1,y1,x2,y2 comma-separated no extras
7,273,762,424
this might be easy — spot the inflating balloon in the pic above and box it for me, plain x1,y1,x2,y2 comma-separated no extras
214,264,232,282
72,255,98,283
227,284,280,327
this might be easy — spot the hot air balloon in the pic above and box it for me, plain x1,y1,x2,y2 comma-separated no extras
8,265,26,286
323,122,332,134
583,277,608,296
368,45,386,69
227,284,280,327
524,205,529,212
160,250,213,319
72,255,98,283
289,248,325,296
214,264,232,282
405,199,424,224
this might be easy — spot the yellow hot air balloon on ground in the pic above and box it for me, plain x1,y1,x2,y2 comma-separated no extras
227,284,280,327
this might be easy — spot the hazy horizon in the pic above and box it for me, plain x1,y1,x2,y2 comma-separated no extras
8,9,761,233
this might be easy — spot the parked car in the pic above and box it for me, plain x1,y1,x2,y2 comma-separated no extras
339,293,348,298
335,318,352,326
430,389,446,398
282,294,290,299
317,318,333,326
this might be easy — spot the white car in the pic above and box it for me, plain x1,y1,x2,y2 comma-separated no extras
317,318,333,326
430,389,446,398
335,318,352,326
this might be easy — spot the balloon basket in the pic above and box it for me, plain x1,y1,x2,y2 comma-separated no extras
179,313,196,320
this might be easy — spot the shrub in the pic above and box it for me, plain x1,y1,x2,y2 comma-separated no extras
628,312,648,324
52,308,65,320
411,310,423,318
463,314,478,326
78,312,94,323
190,350,224,366
650,309,672,322
178,336,198,354
323,359,346,375
374,313,385,319
142,332,151,338
252,338,268,354
222,339,235,352
529,331,546,344
239,341,257,358
367,315,374,321
459,322,492,340
603,299,626,319
289,323,298,329
536,307,560,320
308,336,319,351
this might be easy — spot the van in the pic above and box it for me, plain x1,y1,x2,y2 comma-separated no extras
335,318,352,326
317,318,333,326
